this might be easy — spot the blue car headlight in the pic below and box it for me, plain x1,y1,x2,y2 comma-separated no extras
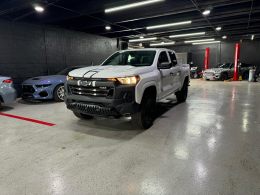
35,84,52,88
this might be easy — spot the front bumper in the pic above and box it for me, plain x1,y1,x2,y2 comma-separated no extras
203,74,221,80
21,85,54,100
64,79,140,116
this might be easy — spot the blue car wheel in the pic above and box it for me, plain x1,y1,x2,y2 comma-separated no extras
53,85,65,102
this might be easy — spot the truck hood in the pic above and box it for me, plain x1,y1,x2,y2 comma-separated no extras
68,65,153,78
22,75,66,85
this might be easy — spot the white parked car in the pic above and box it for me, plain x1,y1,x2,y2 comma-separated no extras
64,49,190,129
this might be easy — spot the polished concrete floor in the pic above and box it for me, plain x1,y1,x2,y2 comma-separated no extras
1,80,260,195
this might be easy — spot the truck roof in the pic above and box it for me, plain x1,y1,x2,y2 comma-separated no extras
122,48,176,53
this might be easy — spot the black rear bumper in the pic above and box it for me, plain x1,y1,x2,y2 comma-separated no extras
64,80,140,116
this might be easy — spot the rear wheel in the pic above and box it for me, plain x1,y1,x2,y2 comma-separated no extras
221,73,228,81
176,80,188,103
243,72,249,80
73,112,94,120
53,85,65,102
131,95,156,130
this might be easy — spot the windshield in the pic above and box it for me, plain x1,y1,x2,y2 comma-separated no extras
215,63,231,68
57,67,82,75
102,51,156,66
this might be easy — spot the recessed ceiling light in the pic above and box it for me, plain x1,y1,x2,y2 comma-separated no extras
203,10,210,15
251,35,254,40
105,0,164,12
147,21,191,30
192,41,220,45
140,36,144,39
185,39,215,43
150,42,175,46
216,26,221,31
35,6,44,12
105,25,111,30
129,37,157,42
222,36,227,39
169,32,205,38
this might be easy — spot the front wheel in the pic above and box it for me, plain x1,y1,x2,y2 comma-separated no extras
73,112,94,120
221,73,228,81
176,81,188,103
53,85,65,102
131,96,156,130
0,98,3,110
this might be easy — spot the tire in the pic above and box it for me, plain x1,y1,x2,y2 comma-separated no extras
131,95,156,130
73,112,94,119
221,73,228,81
176,80,188,103
243,72,249,80
0,98,3,110
53,85,65,102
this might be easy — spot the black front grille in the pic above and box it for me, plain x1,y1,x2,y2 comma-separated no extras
22,85,35,93
67,102,120,116
68,85,113,97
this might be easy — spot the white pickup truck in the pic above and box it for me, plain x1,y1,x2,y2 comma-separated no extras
65,48,190,129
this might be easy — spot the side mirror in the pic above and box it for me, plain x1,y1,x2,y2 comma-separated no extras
159,62,171,69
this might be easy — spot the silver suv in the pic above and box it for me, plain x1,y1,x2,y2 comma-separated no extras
203,63,252,81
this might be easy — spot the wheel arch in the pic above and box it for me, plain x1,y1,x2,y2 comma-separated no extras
136,81,158,104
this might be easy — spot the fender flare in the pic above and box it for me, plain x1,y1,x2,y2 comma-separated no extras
136,81,158,104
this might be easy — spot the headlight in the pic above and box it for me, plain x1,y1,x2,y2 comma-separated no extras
67,75,73,81
35,84,52,88
117,76,140,85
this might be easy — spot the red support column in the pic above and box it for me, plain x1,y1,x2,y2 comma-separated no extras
205,47,210,70
207,48,210,69
233,43,241,81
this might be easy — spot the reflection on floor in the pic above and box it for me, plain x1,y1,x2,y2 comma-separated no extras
1,80,260,195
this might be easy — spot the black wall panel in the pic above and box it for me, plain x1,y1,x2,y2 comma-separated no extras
0,19,118,95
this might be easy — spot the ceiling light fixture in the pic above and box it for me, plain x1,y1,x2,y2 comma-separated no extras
105,25,111,30
203,10,210,15
222,36,227,39
216,26,222,31
147,21,191,30
35,6,44,12
129,37,157,42
185,39,215,43
169,32,205,38
105,0,163,13
192,41,220,45
150,42,175,46
251,35,254,40
140,36,144,39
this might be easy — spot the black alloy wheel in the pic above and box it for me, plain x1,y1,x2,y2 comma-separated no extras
221,73,228,81
131,96,156,130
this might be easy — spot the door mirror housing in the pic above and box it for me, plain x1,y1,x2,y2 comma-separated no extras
159,62,171,69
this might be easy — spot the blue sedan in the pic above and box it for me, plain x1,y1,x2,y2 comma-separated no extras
0,76,17,109
21,66,85,102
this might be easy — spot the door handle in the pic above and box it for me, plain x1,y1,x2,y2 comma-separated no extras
170,73,174,76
